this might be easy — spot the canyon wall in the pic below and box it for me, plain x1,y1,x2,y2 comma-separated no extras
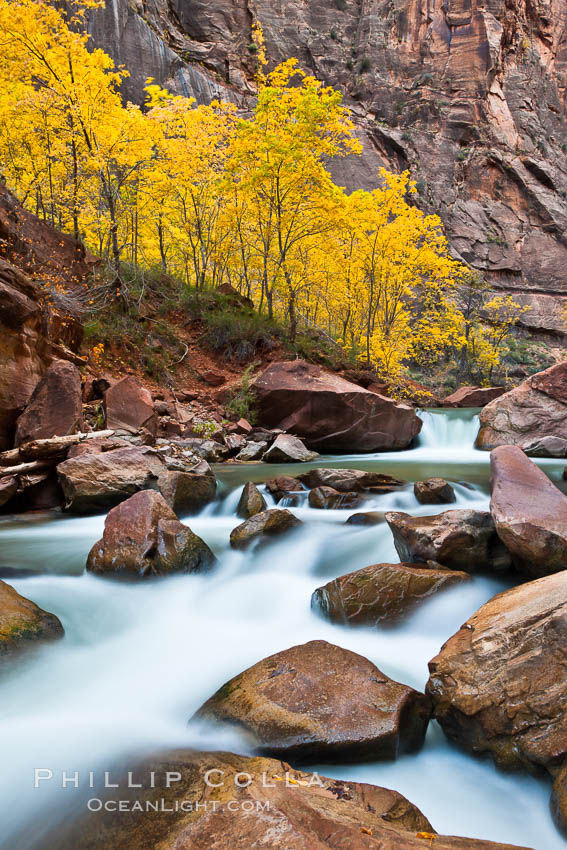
87,0,567,333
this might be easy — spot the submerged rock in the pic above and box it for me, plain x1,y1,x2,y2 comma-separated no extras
236,481,266,519
308,486,361,509
253,360,422,453
414,478,455,505
345,511,386,526
262,433,319,463
490,445,567,578
229,508,302,550
386,509,512,573
14,360,83,446
427,571,567,774
193,640,432,762
299,467,405,493
312,562,469,626
0,579,63,660
86,490,215,577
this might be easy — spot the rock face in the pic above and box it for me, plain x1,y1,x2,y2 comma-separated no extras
490,445,567,578
386,510,511,573
312,563,470,627
85,0,567,333
262,433,319,463
427,571,567,775
229,508,302,549
236,481,266,519
253,361,422,453
52,750,531,850
299,467,405,493
414,478,456,505
194,640,432,762
476,363,567,456
444,387,506,407
0,579,64,660
57,446,216,514
87,490,215,577
104,376,158,439
14,360,83,446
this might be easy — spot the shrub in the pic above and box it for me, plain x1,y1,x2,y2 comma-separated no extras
360,56,371,73
225,363,259,423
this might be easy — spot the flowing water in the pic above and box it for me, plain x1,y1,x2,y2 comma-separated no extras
0,409,565,849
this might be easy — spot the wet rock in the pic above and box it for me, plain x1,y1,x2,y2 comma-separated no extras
0,579,63,660
427,571,567,775
313,563,469,627
551,763,567,838
308,486,361,509
490,445,567,578
14,360,83,447
253,360,422,453
236,482,266,519
104,376,158,439
414,478,456,505
299,467,405,493
444,386,506,407
386,510,511,573
86,490,215,577
229,508,302,549
235,440,267,461
264,475,303,502
346,511,386,526
262,433,319,463
194,640,432,762
56,750,529,850
476,363,567,456
57,446,216,515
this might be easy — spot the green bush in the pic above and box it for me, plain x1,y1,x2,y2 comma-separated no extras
225,363,259,423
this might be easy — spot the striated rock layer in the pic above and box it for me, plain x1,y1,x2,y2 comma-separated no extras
86,0,567,333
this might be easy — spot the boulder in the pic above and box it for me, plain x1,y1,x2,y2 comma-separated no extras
14,360,83,447
194,640,432,762
0,579,64,660
551,762,567,837
299,467,405,493
427,570,567,775
262,433,319,463
233,417,252,434
57,446,216,515
230,508,302,550
223,433,246,454
346,511,386,526
236,481,266,519
253,360,422,453
235,440,267,461
175,437,229,463
308,486,361,509
444,386,506,407
51,749,531,850
386,510,511,573
104,376,157,439
86,490,215,577
265,475,303,502
414,478,456,505
312,562,470,626
476,362,567,456
490,445,567,578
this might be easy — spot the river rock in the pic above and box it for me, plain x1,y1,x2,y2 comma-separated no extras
230,508,302,550
414,478,456,505
236,482,266,519
312,563,470,627
235,440,267,461
427,570,567,775
253,360,422,453
551,763,567,837
0,579,64,660
386,510,511,573
490,445,567,578
264,475,303,502
308,486,361,509
86,490,215,577
262,433,319,463
476,362,567,456
57,446,216,515
194,640,432,762
104,375,158,439
14,360,83,447
444,386,506,407
346,511,386,526
299,467,405,493
51,748,530,850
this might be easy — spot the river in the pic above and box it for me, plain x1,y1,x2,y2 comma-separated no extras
0,409,564,849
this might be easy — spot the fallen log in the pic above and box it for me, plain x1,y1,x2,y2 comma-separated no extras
0,430,115,466
0,459,53,477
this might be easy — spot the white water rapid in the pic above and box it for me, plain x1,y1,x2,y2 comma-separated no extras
0,409,565,849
